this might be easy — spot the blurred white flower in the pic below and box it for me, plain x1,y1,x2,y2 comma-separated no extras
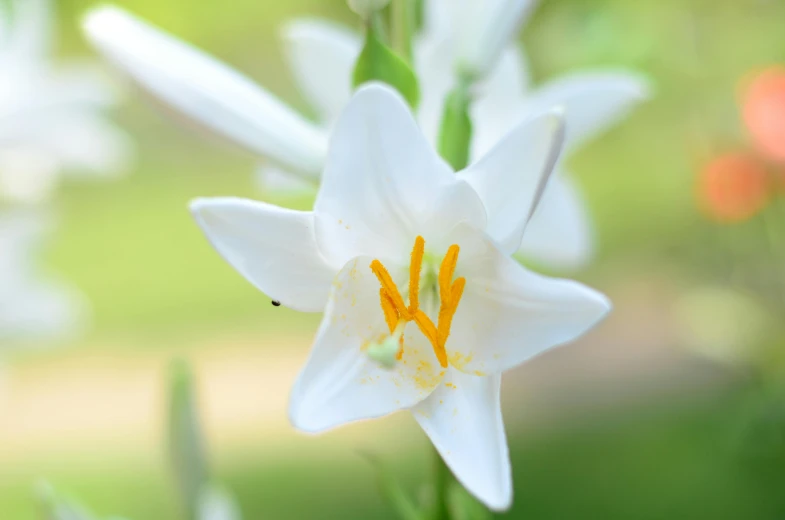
190,85,610,510
0,0,132,204
0,209,87,342
83,7,326,186
347,0,391,20
198,487,242,520
83,4,648,270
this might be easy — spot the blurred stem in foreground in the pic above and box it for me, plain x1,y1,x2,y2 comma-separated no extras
431,446,452,520
168,359,209,520
392,0,414,63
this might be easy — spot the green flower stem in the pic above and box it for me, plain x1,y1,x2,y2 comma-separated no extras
392,0,413,63
431,445,452,520
437,78,473,171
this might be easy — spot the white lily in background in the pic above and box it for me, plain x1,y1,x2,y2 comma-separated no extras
0,0,131,204
0,210,86,342
83,3,649,270
190,84,610,510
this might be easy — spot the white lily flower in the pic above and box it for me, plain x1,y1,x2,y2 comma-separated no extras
83,6,326,185
83,5,648,269
0,209,86,343
0,0,131,204
191,84,611,510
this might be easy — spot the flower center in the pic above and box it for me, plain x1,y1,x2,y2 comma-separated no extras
369,236,465,368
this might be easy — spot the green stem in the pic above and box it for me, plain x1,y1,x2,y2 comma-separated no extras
392,0,413,63
431,446,451,520
437,78,473,171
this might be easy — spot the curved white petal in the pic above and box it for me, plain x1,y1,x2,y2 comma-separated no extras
518,175,593,270
413,371,511,511
282,19,360,124
314,84,486,267
524,71,652,151
446,225,611,374
25,111,132,178
190,197,336,312
458,109,565,254
83,6,327,179
289,257,444,433
470,47,530,159
255,165,316,197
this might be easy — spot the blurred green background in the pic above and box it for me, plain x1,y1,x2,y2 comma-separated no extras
4,0,785,518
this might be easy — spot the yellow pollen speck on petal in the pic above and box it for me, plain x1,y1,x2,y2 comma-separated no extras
474,370,486,376
445,382,456,389
448,351,473,371
439,400,444,404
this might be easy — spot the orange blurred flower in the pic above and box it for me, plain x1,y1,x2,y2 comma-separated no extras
742,66,785,162
698,152,770,222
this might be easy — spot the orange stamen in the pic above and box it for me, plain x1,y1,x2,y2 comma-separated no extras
379,288,399,333
368,236,464,369
370,259,410,319
408,236,425,315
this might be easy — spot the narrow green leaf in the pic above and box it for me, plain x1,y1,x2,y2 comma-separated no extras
360,452,426,520
437,83,473,171
352,21,420,108
168,359,209,520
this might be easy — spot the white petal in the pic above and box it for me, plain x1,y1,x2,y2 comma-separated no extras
289,257,444,433
518,175,593,270
190,197,336,312
282,19,360,123
458,110,565,254
23,111,133,178
524,71,651,150
7,0,52,61
83,6,327,180
0,147,59,204
0,210,87,342
446,225,611,374
0,279,88,342
314,84,486,267
456,0,536,79
470,47,530,159
255,165,316,197
413,371,511,511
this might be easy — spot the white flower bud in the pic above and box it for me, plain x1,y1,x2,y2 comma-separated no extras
347,0,391,20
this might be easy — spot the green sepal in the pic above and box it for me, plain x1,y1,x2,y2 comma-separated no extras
168,359,209,520
361,452,426,520
353,20,420,109
437,83,473,171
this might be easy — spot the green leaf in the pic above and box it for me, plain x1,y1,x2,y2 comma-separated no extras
360,452,426,520
437,83,473,171
352,21,420,108
168,359,210,520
